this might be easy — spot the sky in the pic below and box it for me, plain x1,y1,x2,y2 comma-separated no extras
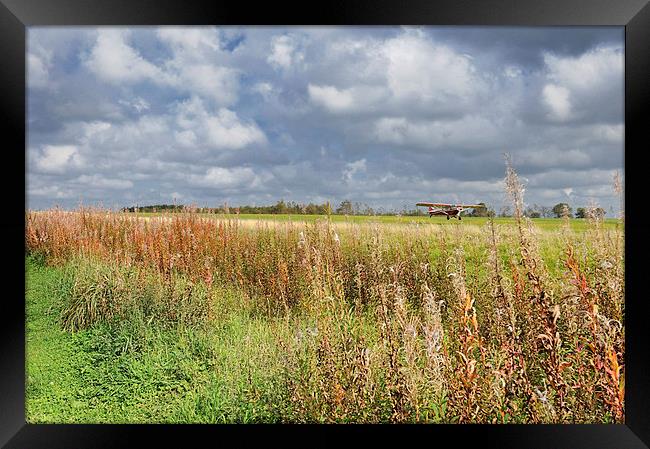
27,26,624,213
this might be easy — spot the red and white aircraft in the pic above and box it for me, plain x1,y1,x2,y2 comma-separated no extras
416,202,485,220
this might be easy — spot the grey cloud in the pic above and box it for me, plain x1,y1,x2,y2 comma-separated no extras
426,26,624,69
27,26,624,213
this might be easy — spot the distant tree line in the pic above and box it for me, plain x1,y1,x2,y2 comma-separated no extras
122,200,405,216
122,200,607,219
121,201,334,215
122,204,184,213
498,202,607,219
236,200,333,215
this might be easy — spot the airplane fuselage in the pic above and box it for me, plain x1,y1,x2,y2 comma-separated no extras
417,202,482,220
428,206,463,219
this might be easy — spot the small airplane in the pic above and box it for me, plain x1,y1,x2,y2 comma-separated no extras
416,202,485,220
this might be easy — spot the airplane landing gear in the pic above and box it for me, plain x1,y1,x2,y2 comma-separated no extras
446,216,450,220
459,216,462,220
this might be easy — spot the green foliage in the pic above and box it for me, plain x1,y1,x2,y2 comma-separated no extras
575,207,606,219
552,202,573,218
122,204,184,213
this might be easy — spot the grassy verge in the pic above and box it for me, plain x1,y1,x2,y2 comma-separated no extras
25,255,295,423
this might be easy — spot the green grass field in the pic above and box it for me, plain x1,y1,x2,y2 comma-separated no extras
130,211,620,231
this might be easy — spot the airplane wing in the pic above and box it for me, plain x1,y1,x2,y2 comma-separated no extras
416,202,454,207
459,204,485,209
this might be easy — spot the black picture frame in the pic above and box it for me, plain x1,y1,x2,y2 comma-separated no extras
3,0,649,447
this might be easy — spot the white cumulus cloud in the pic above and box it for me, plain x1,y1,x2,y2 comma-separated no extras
308,84,354,112
343,159,367,182
34,145,84,174
174,96,266,151
191,166,259,189
541,45,623,123
156,27,221,54
542,84,572,121
382,29,483,107
544,45,623,92
268,34,305,70
178,64,239,106
205,109,267,150
83,29,166,84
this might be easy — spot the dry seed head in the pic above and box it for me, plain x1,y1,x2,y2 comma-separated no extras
504,154,525,219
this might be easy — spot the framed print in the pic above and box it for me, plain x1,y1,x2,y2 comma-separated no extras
3,0,650,447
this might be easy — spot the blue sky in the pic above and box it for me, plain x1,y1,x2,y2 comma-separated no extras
27,26,624,213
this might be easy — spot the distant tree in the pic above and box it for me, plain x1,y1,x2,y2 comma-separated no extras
304,203,318,214
587,207,606,220
540,205,553,218
336,200,353,215
575,207,586,219
273,200,288,214
524,205,541,218
552,203,572,218
470,202,490,217
499,206,512,217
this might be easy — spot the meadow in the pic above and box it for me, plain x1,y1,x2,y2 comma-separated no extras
132,211,620,231
25,170,624,423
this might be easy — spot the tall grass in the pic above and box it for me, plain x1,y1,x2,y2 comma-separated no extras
25,165,624,423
